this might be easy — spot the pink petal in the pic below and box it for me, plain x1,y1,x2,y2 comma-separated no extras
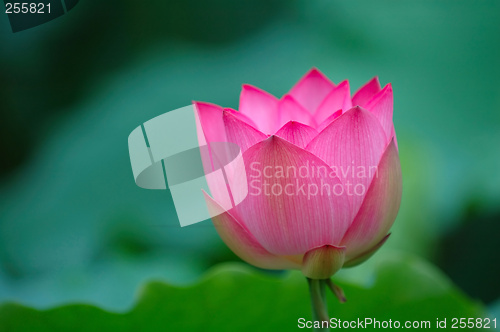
364,84,396,144
340,140,402,260
236,136,351,256
193,100,225,175
287,68,335,114
193,101,233,210
278,95,315,129
317,110,342,133
306,106,387,219
314,80,353,124
204,192,301,269
224,107,259,129
193,101,226,147
275,121,318,148
239,84,279,135
352,77,382,108
223,110,267,153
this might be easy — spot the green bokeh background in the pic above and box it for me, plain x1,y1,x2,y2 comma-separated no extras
0,0,499,330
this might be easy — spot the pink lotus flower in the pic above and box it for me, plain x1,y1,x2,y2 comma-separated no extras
195,68,402,281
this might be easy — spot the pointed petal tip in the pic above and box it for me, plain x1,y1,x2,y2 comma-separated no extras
224,109,267,152
316,105,377,139
241,84,261,98
303,67,333,82
201,188,210,198
345,105,367,115
241,83,278,98
193,101,225,118
265,134,297,145
276,119,317,133
293,67,335,88
340,80,351,92
192,100,222,108
352,76,383,107
222,109,239,123
239,83,280,133
307,67,321,75
388,136,397,149
288,68,336,113
241,83,254,92
366,82,392,101
280,120,300,127
275,121,318,148
370,76,381,84
265,134,282,144
241,84,269,100
313,79,353,124
337,79,350,87
280,93,296,103
263,133,315,152
277,94,316,128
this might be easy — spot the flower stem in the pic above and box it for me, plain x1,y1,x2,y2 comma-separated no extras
307,278,330,331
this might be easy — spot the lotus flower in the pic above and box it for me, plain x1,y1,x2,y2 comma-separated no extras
194,68,402,282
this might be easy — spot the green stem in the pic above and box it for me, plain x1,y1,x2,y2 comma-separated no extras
307,278,330,331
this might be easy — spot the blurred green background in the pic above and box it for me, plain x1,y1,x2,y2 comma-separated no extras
0,0,499,330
